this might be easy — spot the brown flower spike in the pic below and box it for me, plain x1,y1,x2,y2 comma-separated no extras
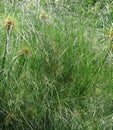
5,17,15,30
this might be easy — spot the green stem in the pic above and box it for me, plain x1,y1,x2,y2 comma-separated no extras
0,27,11,105
0,27,11,76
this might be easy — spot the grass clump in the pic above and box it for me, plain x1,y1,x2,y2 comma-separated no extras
0,0,113,130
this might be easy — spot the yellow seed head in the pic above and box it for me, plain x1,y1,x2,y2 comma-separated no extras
109,30,113,38
39,12,49,21
111,44,113,51
5,17,14,29
5,112,17,124
20,47,31,55
5,16,17,29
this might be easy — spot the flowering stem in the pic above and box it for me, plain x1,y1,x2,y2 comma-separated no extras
0,26,12,103
0,26,11,76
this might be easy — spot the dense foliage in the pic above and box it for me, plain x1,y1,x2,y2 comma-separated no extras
0,0,113,129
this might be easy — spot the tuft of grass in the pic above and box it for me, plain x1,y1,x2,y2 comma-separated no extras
0,0,113,130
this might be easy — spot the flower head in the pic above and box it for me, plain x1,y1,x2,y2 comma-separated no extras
12,47,31,61
5,112,17,124
39,11,49,21
39,11,53,25
5,16,15,30
111,44,113,51
20,47,31,55
109,30,113,38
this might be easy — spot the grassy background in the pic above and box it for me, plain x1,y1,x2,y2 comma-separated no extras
0,0,113,129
